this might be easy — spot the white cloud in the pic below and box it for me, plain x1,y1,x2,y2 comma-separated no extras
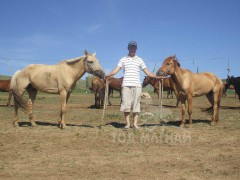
16,33,62,47
87,24,102,33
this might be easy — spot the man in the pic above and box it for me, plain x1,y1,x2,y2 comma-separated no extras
106,41,161,129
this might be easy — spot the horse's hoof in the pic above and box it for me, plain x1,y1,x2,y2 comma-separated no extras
180,123,185,128
188,124,192,128
60,124,67,129
13,122,19,127
210,121,216,126
31,122,37,127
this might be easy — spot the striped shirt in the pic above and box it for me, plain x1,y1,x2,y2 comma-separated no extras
118,55,147,87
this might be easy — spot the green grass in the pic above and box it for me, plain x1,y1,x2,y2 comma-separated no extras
0,75,11,80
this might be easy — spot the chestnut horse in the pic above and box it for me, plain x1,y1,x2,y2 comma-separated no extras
225,76,240,100
108,77,123,105
0,79,12,106
142,76,173,98
157,56,223,127
91,76,123,107
11,50,105,128
142,76,180,107
91,76,105,108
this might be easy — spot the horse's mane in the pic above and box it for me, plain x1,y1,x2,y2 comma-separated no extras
163,56,181,67
164,56,193,73
60,56,85,64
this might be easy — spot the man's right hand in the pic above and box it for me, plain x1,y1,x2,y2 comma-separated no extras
155,75,164,79
106,74,112,78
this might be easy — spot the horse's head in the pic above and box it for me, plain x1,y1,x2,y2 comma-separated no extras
84,50,105,79
226,76,234,86
156,55,180,76
142,76,150,87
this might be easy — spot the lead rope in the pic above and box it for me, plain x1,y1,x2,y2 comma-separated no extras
101,78,109,122
158,78,164,124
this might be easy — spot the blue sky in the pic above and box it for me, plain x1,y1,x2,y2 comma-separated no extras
0,0,239,80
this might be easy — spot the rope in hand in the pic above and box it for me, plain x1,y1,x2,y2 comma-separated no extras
101,77,109,122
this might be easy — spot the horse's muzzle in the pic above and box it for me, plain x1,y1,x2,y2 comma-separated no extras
94,70,105,79
156,70,165,76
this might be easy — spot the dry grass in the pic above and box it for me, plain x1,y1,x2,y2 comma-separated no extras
0,91,239,179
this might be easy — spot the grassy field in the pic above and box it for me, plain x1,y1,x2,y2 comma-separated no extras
0,88,239,179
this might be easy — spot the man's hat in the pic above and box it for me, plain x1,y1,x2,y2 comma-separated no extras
128,41,137,48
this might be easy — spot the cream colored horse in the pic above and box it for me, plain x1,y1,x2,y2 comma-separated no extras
157,56,223,127
11,50,105,128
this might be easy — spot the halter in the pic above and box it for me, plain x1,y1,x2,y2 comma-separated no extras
166,64,174,75
84,56,99,75
85,58,95,72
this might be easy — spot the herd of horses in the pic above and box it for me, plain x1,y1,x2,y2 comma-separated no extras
0,52,239,128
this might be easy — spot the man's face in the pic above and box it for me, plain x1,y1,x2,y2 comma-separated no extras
128,46,137,57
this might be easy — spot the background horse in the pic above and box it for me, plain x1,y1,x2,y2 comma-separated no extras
91,76,122,107
142,76,173,98
225,76,240,100
142,76,180,107
157,55,223,127
223,82,237,98
108,77,123,105
0,79,12,106
91,76,105,108
11,50,105,128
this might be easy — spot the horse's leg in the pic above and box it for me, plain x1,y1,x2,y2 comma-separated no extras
108,88,112,106
175,97,180,107
96,92,100,108
26,86,38,126
111,89,114,98
13,105,19,127
100,93,104,106
170,90,173,99
180,98,186,127
205,93,215,125
187,95,193,127
156,89,159,99
211,92,220,125
120,90,122,104
214,88,222,123
7,90,13,107
59,90,67,128
13,87,25,126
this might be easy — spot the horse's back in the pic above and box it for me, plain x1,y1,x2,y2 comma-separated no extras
18,64,62,93
193,72,221,85
191,72,222,96
0,79,11,91
109,77,123,91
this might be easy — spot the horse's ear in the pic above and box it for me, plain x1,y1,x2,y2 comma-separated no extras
84,50,89,56
173,54,176,60
176,61,180,67
92,52,96,57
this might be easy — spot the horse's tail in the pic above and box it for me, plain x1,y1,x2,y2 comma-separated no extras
218,80,224,103
203,78,223,115
203,106,214,114
11,70,29,113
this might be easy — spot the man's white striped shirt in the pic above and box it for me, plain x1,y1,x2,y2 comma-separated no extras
117,55,146,87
